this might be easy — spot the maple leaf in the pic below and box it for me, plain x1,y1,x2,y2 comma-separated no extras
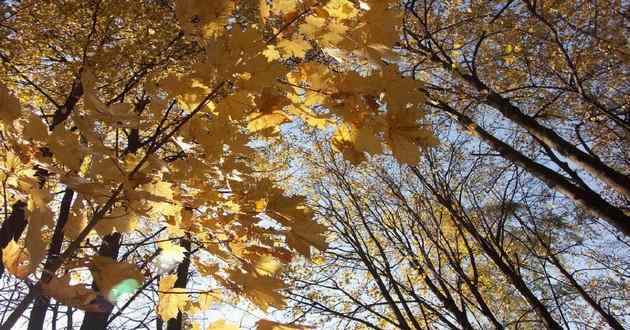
207,320,240,330
262,45,282,62
89,256,144,303
41,274,109,312
175,0,235,38
323,0,359,19
299,15,326,36
93,206,139,236
252,254,283,276
277,37,311,58
256,319,309,330
247,88,292,132
271,0,300,15
1,241,31,278
25,189,54,272
0,83,21,124
286,219,328,258
47,126,85,172
157,274,189,320
155,241,187,274
385,107,437,165
19,112,49,142
62,204,88,240
228,269,286,311
332,123,366,164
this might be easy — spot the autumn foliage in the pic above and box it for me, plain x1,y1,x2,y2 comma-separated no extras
0,0,628,329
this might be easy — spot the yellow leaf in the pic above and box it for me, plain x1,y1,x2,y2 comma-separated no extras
253,255,282,276
135,181,181,218
175,0,235,38
90,256,144,303
247,112,290,133
194,259,219,276
20,113,48,142
298,15,326,36
387,132,421,165
262,45,281,62
354,125,383,155
255,198,268,212
25,190,54,272
331,124,365,164
93,206,139,236
207,320,240,330
311,255,326,265
47,126,85,172
41,274,104,312
385,107,437,165
362,2,401,46
323,0,359,19
63,204,88,240
256,319,308,330
277,38,311,58
157,274,189,320
286,220,328,258
0,83,21,124
320,20,348,45
155,241,187,273
228,269,286,311
197,291,220,311
271,0,300,15
2,240,31,278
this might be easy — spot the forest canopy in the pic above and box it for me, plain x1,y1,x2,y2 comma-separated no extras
0,0,628,329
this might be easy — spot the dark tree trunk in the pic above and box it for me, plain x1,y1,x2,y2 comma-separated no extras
0,201,27,277
27,189,75,330
432,100,630,236
79,233,122,330
166,239,191,330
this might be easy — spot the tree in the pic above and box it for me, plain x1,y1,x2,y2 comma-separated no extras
0,0,435,329
285,131,628,329
0,0,628,329
400,0,630,235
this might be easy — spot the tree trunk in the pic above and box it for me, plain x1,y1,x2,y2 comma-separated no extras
425,193,564,330
0,201,27,277
79,233,122,330
166,238,191,330
27,189,74,330
543,242,625,330
432,100,630,236
416,45,630,199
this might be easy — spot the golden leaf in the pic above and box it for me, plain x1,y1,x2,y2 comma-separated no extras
25,190,54,272
253,255,282,276
271,0,300,15
157,274,189,320
207,320,240,330
228,269,286,311
93,206,139,236
299,15,326,36
323,0,359,19
20,113,48,142
0,83,21,124
277,38,311,58
2,240,31,278
256,319,308,330
90,256,144,303
41,274,104,312
262,45,281,62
